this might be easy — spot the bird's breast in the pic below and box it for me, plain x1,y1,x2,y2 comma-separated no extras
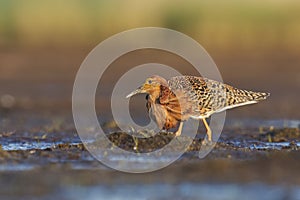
147,98,180,130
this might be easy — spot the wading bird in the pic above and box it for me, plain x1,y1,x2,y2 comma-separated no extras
126,75,269,143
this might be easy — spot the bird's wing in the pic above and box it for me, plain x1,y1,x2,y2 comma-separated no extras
167,76,218,116
169,76,269,115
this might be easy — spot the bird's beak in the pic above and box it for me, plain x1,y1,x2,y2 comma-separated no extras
126,86,144,98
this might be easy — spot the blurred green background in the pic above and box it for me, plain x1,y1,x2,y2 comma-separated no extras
0,0,300,50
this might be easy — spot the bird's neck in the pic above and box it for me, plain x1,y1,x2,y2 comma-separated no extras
148,86,161,102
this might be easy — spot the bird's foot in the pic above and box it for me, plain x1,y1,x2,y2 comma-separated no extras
160,129,168,134
174,131,181,137
174,122,184,137
198,137,215,159
201,137,213,146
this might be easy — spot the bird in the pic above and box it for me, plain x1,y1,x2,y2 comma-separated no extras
126,75,270,143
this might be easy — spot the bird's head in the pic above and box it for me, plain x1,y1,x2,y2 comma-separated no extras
126,75,168,98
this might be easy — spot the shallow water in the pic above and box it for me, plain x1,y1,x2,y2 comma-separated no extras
1,119,298,152
50,183,300,200
0,163,36,172
2,139,299,155
228,140,300,150
1,141,79,151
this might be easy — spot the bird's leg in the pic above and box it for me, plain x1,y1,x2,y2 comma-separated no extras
202,118,212,142
175,121,184,137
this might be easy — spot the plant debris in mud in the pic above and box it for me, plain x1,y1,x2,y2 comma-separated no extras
93,131,194,153
260,128,300,142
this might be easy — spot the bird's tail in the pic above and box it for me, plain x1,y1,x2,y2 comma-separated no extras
225,85,270,107
247,91,270,101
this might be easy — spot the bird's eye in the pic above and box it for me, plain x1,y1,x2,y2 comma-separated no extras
148,80,152,84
